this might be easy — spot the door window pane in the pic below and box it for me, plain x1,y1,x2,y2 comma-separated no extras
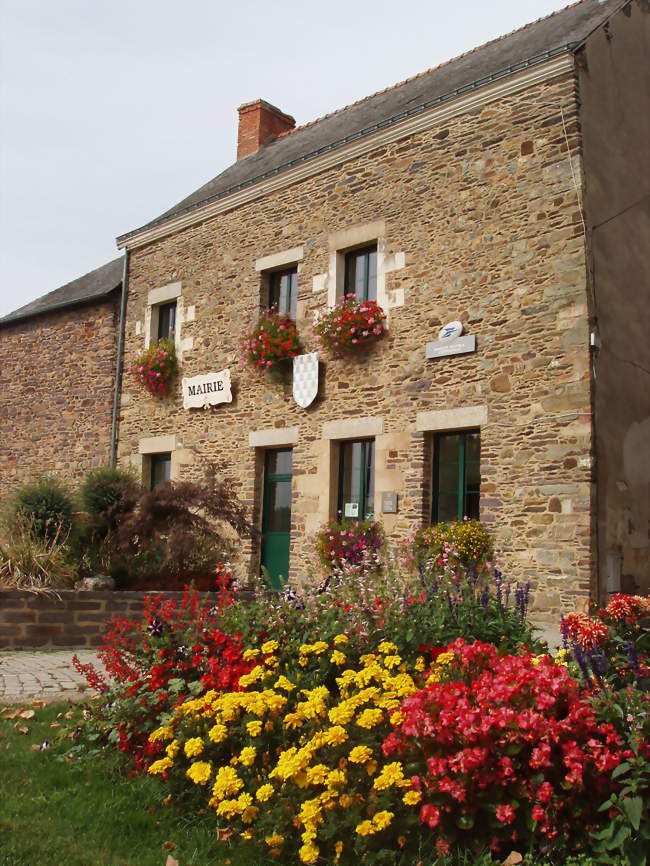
265,480,292,532
433,431,481,522
266,448,293,476
150,453,171,490
157,302,176,342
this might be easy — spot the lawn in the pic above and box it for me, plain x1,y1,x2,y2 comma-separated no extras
0,702,250,866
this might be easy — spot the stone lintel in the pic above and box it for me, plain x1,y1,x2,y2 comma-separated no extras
416,405,488,432
328,220,386,252
147,282,182,306
138,434,179,454
255,246,304,272
249,427,299,448
322,416,384,440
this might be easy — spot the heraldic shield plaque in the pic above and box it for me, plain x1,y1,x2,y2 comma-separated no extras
292,352,319,409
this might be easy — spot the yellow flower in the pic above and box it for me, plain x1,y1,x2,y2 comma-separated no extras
148,725,173,743
186,761,212,786
436,651,455,666
377,641,398,654
323,725,348,746
299,656,308,667
246,720,263,737
349,745,373,764
338,794,351,809
365,759,378,776
165,739,180,758
330,650,346,666
299,843,319,864
265,835,284,847
183,737,204,758
403,790,422,805
333,633,349,646
383,654,402,669
148,757,173,775
284,712,303,730
356,708,384,729
355,819,375,836
208,723,228,744
390,710,405,726
274,675,296,692
326,768,346,787
256,783,274,803
372,810,394,831
242,648,259,661
415,656,425,672
306,764,329,785
373,761,406,791
261,639,279,655
238,746,256,767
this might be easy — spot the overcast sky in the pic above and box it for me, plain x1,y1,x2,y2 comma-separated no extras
0,0,574,316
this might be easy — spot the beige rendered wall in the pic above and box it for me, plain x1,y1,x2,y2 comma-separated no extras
117,72,594,622
578,0,650,599
0,298,119,497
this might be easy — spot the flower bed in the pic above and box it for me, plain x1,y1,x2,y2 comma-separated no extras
314,295,386,354
240,308,301,374
131,338,178,396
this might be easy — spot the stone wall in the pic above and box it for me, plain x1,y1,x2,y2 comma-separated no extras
117,70,594,622
0,589,218,650
0,297,119,497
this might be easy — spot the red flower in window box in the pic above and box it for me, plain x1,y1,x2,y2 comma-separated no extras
131,338,178,397
314,294,387,354
240,308,301,375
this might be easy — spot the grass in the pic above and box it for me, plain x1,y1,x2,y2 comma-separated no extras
0,702,250,866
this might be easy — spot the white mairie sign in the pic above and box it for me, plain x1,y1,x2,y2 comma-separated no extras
182,369,232,410
426,320,476,360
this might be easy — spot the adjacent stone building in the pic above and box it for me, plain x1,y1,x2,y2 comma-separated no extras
1,0,648,622
0,259,123,489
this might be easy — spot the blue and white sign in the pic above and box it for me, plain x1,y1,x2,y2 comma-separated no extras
293,352,319,409
426,320,476,360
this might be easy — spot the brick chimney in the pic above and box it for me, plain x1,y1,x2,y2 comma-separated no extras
237,99,295,160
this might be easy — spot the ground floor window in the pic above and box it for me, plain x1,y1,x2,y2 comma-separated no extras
261,448,293,589
338,439,375,521
150,453,171,490
432,430,480,521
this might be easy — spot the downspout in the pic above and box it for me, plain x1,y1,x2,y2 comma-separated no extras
110,249,129,468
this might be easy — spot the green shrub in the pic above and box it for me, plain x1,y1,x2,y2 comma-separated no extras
78,465,138,524
10,475,75,541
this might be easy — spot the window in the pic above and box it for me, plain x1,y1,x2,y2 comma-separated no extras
432,430,480,522
268,267,298,319
150,453,171,490
337,439,375,521
344,245,377,302
157,301,176,342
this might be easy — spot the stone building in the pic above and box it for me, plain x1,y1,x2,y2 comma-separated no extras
0,258,123,488
1,0,648,622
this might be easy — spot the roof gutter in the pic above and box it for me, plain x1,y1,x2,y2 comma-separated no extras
110,250,129,468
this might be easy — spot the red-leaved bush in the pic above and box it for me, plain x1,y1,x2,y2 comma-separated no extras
383,639,639,855
73,579,252,772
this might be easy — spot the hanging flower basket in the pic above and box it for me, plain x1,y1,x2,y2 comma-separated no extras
314,294,387,354
240,308,301,375
131,338,178,396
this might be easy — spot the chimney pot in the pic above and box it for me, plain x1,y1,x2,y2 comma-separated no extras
237,99,295,160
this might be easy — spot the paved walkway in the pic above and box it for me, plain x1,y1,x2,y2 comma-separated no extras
0,649,104,704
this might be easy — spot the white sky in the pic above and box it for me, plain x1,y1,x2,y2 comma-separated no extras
0,0,574,316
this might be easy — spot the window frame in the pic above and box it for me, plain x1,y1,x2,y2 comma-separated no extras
156,300,177,343
150,452,172,490
431,430,480,522
337,438,375,522
344,244,377,303
267,267,298,319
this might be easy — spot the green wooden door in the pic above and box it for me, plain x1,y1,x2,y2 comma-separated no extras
261,449,293,589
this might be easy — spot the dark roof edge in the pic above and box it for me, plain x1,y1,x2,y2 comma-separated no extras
0,283,121,328
117,43,576,246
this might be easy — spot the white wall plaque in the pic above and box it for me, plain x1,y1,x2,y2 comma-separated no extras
182,369,232,410
438,320,464,341
344,502,359,518
426,334,476,360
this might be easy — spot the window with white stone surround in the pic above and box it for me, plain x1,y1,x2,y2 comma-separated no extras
136,281,194,361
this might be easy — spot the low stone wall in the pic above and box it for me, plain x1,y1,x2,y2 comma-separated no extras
0,590,219,650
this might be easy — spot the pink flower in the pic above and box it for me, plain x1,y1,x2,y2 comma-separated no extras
496,804,516,824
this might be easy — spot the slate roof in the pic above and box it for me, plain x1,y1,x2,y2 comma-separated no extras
117,0,623,245
0,257,123,326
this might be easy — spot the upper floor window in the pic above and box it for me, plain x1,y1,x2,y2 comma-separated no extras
432,430,480,522
344,245,377,302
157,301,176,342
150,452,171,490
338,439,375,521
268,267,298,319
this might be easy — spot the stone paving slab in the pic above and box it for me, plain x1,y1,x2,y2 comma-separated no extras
0,649,106,704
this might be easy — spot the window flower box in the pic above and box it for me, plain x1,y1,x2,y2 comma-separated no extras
131,338,178,397
314,294,387,355
240,308,301,376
